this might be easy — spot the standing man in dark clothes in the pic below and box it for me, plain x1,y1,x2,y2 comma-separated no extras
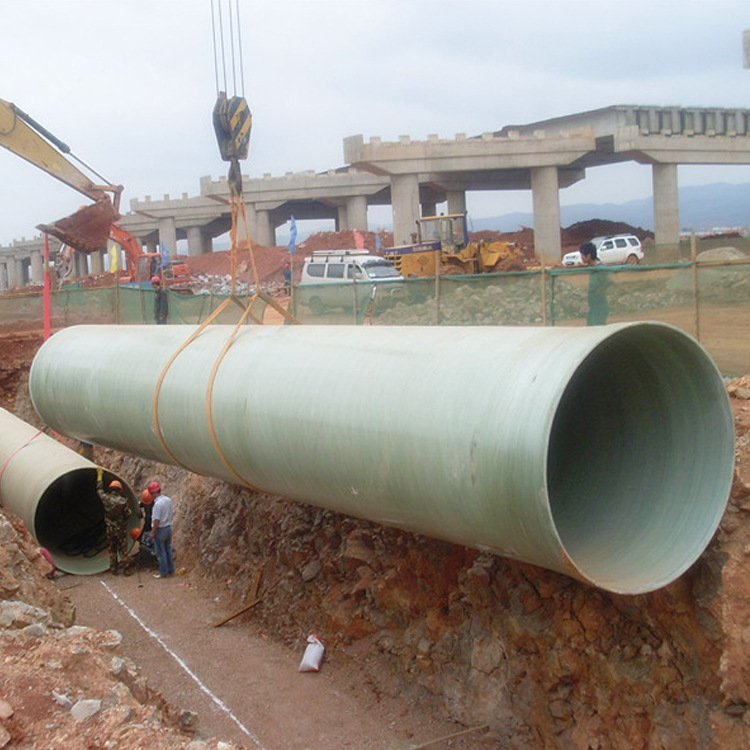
152,276,168,324
96,471,133,574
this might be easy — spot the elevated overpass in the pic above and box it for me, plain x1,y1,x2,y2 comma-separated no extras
3,104,750,286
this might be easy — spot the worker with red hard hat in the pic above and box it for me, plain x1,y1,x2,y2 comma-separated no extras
140,487,155,533
151,275,168,325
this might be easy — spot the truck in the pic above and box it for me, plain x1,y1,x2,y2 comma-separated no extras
0,96,190,288
384,212,526,276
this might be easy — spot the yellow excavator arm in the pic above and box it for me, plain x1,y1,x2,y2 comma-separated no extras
0,97,122,210
0,96,125,252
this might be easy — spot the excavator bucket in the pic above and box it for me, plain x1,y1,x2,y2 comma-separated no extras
37,196,119,253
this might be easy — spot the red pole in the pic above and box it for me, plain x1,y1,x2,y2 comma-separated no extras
43,233,51,341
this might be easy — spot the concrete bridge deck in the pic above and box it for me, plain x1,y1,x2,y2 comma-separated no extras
3,104,750,288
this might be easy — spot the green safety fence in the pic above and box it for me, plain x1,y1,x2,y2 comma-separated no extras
0,286,268,330
288,258,750,375
3,259,749,375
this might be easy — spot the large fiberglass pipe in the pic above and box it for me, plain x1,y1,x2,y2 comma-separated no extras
0,407,138,574
29,323,734,594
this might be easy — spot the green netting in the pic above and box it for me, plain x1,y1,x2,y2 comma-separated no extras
291,280,386,324
547,264,697,327
115,287,267,325
692,261,750,376
0,292,45,327
375,271,548,326
52,287,117,327
2,258,750,376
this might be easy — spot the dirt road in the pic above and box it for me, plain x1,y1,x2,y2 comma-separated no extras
63,568,486,750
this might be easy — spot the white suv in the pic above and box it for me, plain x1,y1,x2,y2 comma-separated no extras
299,250,406,313
562,235,644,266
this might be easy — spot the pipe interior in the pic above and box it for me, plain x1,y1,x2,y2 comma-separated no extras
547,325,734,594
34,468,137,575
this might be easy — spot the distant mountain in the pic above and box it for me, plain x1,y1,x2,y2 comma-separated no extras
476,183,750,233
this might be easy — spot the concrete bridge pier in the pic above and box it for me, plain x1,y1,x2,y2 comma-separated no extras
158,216,178,259
90,250,104,275
186,226,213,256
255,209,274,247
652,163,680,259
335,205,346,233
9,257,19,287
73,253,88,279
345,195,368,231
9,256,23,287
30,249,43,285
392,174,421,245
447,190,467,216
531,166,562,265
0,260,7,291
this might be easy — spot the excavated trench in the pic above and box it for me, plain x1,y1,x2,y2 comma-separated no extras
3,326,750,749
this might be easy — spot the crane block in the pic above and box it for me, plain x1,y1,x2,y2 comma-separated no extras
213,92,252,162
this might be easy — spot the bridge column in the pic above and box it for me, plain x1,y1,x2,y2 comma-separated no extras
337,205,348,232
255,209,274,247
391,173,420,245
90,250,104,275
186,226,212,256
446,190,467,216
14,256,26,286
158,217,178,258
345,195,368,231
531,166,562,265
74,253,88,278
6,256,18,288
30,249,43,285
0,260,7,290
238,202,258,248
652,163,680,258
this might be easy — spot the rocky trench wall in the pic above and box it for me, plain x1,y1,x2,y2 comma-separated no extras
89,441,750,750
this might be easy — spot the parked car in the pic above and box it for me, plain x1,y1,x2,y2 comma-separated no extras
298,250,406,314
562,235,644,266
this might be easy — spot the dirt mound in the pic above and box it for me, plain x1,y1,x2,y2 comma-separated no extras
300,230,393,255
562,219,654,248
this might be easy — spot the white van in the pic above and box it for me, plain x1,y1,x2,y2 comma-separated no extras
299,250,406,313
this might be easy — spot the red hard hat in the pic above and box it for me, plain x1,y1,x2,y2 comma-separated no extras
130,527,142,541
141,489,153,505
108,480,123,491
147,481,161,494
151,276,161,284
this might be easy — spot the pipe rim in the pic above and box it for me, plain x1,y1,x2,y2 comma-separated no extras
546,322,733,594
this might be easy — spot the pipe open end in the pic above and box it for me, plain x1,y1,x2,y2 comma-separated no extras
34,468,138,575
547,323,734,594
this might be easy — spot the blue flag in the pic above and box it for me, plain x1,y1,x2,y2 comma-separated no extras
375,233,381,252
160,242,170,268
288,216,298,255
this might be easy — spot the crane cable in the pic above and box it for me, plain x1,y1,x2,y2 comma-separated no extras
210,0,256,295
210,0,246,99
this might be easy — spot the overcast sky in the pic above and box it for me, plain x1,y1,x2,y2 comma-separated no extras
1,0,749,246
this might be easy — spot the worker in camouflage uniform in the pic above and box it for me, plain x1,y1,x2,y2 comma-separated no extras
97,471,133,574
